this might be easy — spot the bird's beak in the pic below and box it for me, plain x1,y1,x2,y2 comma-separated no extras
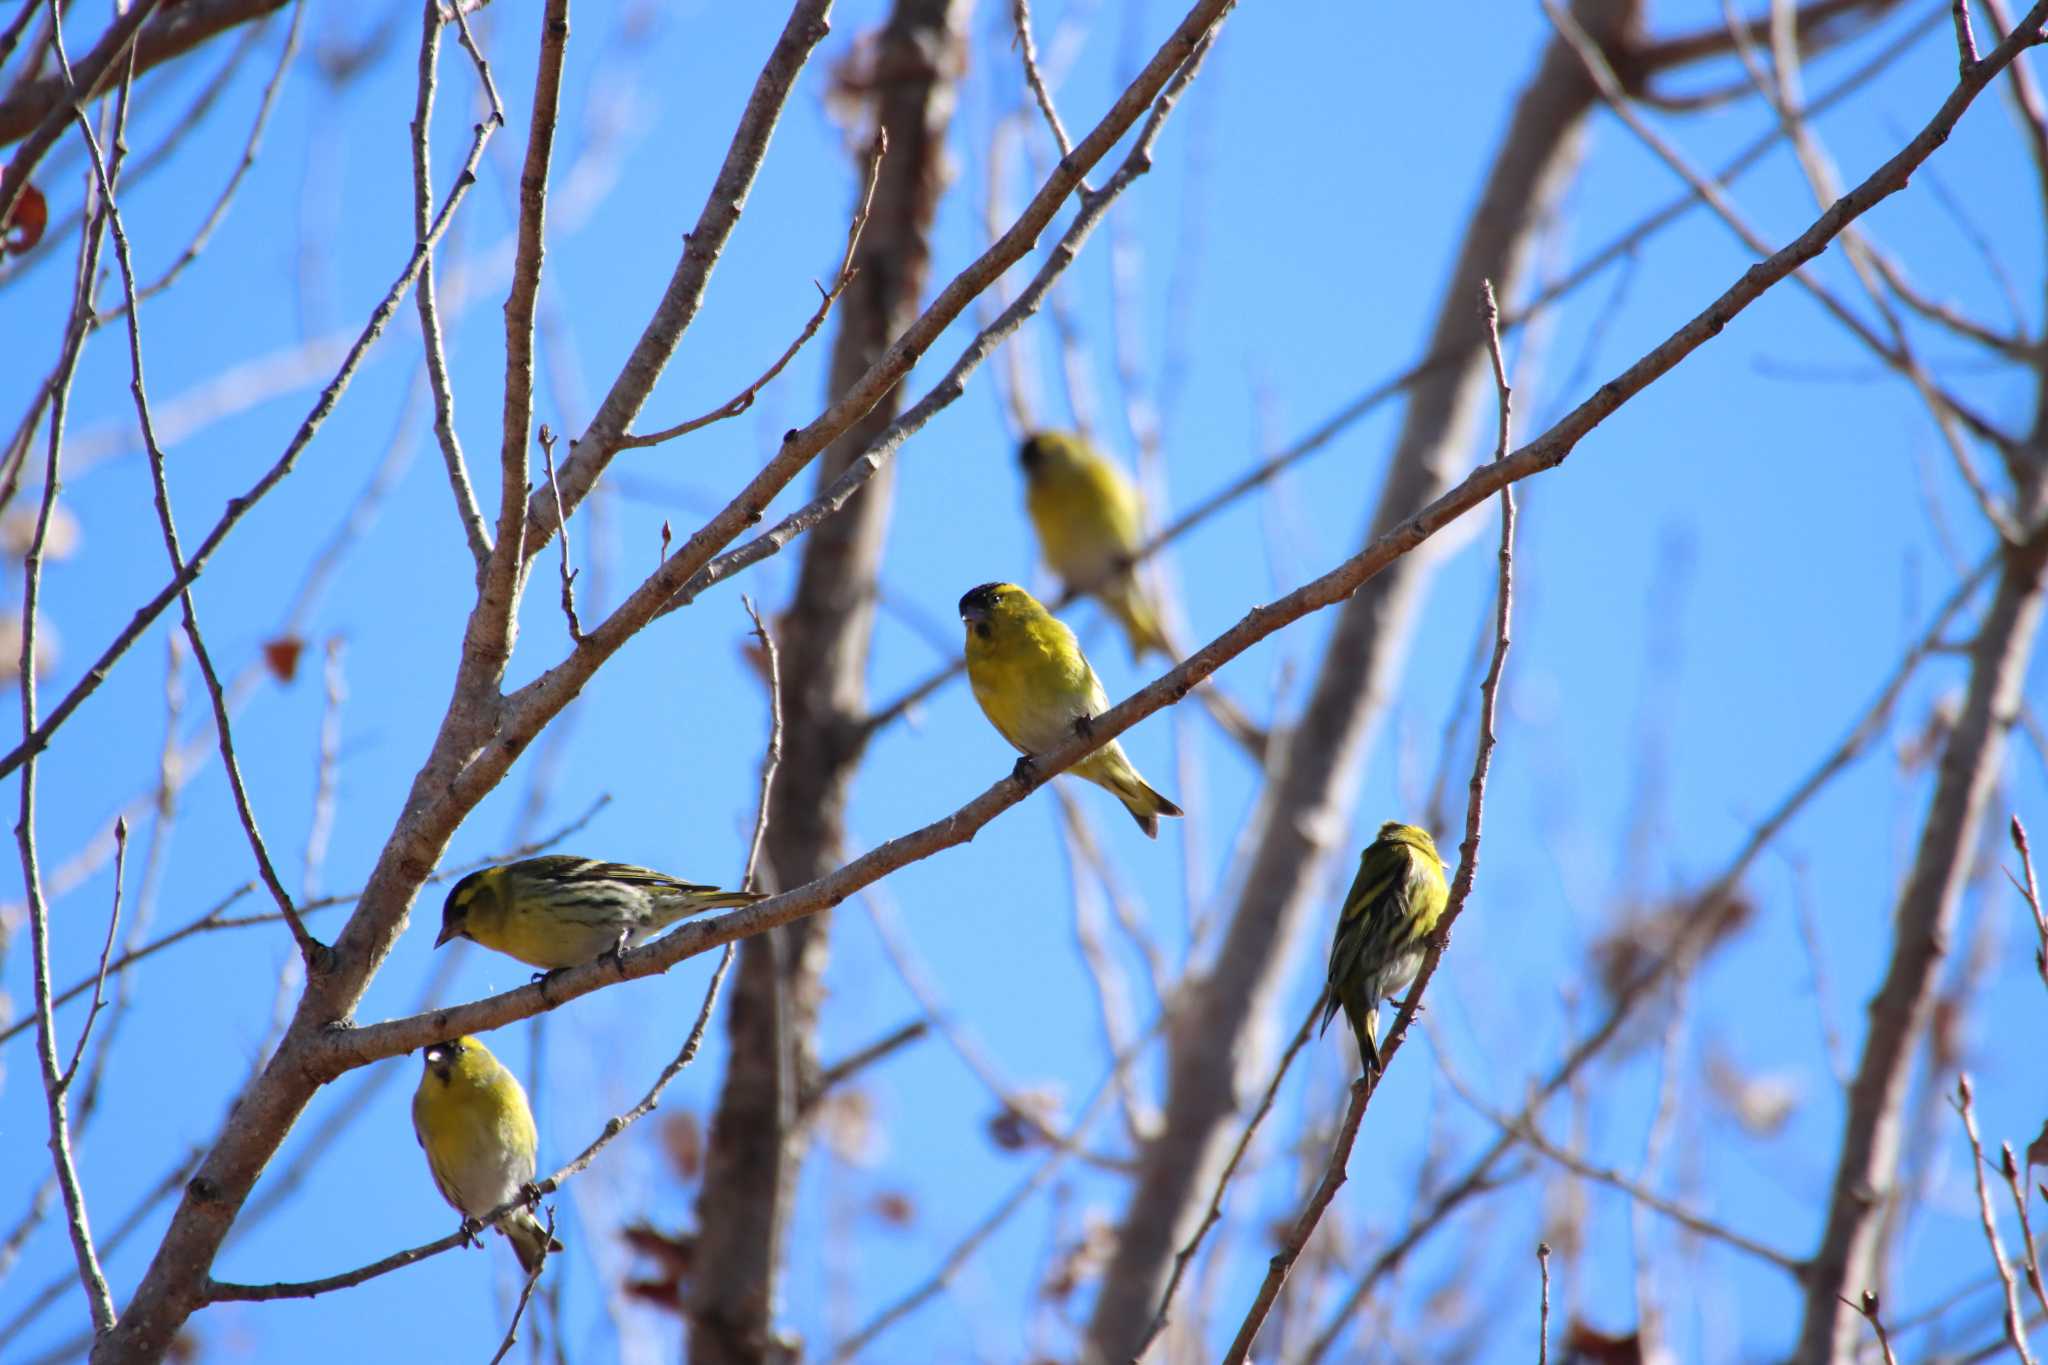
433,923,459,949
960,600,989,627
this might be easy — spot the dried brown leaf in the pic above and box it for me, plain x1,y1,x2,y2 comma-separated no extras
1,179,46,256
262,635,305,684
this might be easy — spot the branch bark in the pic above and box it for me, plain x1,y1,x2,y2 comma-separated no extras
0,0,286,147
685,4,969,1361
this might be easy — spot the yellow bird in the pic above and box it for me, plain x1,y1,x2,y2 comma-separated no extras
436,855,762,971
1321,822,1450,1075
1018,431,1171,660
411,1035,562,1276
958,581,1182,837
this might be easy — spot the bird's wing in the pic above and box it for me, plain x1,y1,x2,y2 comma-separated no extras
1084,453,1147,553
581,861,720,896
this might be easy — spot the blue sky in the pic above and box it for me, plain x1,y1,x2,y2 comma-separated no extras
4,1,2046,1361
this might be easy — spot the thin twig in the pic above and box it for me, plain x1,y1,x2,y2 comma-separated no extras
1220,277,1519,1365
739,594,784,893
414,0,493,569
619,130,889,451
487,1209,554,1365
2003,1141,2048,1317
539,426,582,640
1012,0,1075,160
476,0,570,674
1435,1046,1804,1273
861,882,1129,1168
17,26,124,1334
829,1029,1148,1361
1954,0,1981,67
1957,1074,2037,1365
805,1019,928,1110
1538,1242,1552,1365
60,46,325,971
109,0,307,310
446,0,502,120
2013,815,2048,993
1849,1290,1902,1365
1138,998,1321,1354
60,818,125,1087
1054,787,1151,1145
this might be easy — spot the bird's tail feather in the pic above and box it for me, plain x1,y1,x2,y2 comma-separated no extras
1106,581,1173,661
1115,775,1182,839
505,1211,564,1277
1350,1004,1384,1077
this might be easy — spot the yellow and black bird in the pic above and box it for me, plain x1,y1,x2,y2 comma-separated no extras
958,581,1182,837
412,1034,561,1276
1017,430,1171,660
436,855,761,971
1321,821,1450,1074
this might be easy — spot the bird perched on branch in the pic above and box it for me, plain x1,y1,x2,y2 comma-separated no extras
1321,821,1449,1075
412,1034,562,1276
1017,430,1172,660
436,855,762,971
959,581,1182,837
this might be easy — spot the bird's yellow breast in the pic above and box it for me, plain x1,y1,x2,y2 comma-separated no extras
1027,459,1143,585
965,609,1100,754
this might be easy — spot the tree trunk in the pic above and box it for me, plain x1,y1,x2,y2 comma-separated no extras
684,3,970,1359
1791,470,2048,1362
1081,3,1643,1357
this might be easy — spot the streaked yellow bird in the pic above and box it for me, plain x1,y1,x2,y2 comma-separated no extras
1321,821,1450,1074
436,855,761,971
958,581,1182,837
1018,430,1170,660
412,1034,562,1276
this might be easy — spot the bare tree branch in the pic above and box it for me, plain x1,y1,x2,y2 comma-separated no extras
521,0,834,559
0,61,500,785
59,818,124,1088
1958,1075,2038,1364
413,0,494,570
18,39,120,1328
615,131,887,453
0,0,295,147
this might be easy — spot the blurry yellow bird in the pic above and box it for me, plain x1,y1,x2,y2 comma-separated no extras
1018,430,1171,660
436,855,761,971
1321,821,1450,1075
959,581,1182,837
412,1034,562,1276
